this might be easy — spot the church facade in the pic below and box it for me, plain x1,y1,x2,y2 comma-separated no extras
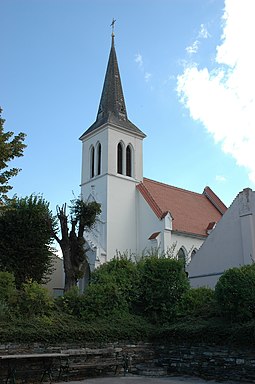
79,33,227,274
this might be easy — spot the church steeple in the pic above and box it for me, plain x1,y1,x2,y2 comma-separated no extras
96,28,128,123
80,26,145,139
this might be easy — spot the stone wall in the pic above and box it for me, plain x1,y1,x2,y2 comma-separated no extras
1,342,255,382
154,344,255,383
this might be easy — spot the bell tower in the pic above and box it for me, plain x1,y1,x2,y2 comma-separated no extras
80,27,146,270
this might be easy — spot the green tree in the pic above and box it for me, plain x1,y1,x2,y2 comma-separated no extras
52,199,101,292
0,107,26,203
215,264,255,321
0,195,55,287
136,256,190,323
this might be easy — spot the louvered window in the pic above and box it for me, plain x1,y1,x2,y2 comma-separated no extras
126,145,132,177
117,143,123,174
91,146,95,178
97,143,101,175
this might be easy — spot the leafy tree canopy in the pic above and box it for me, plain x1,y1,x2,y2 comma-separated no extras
0,107,26,203
0,195,56,287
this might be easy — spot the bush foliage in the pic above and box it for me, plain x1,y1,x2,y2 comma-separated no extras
1,255,255,346
18,280,53,317
178,287,217,318
136,256,189,322
0,271,17,304
215,264,255,321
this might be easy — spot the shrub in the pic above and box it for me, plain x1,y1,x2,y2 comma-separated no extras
55,286,86,318
18,280,53,317
0,271,17,304
88,255,139,313
215,264,255,321
136,256,190,323
82,277,129,319
178,287,217,318
0,300,12,321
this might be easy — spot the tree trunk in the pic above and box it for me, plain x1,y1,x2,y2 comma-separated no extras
61,243,78,292
52,202,96,293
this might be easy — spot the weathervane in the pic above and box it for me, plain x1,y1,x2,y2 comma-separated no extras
111,18,116,36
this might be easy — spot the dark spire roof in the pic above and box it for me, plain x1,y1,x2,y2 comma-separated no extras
80,33,146,140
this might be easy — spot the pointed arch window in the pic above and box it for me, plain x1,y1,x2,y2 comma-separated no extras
191,249,197,258
117,142,123,174
177,247,186,266
126,145,132,177
97,143,101,176
90,146,95,178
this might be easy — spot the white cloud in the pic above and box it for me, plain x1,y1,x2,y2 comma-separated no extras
216,175,227,182
145,72,152,82
135,53,152,84
186,40,199,55
198,24,210,39
185,23,209,55
177,0,255,184
135,53,143,67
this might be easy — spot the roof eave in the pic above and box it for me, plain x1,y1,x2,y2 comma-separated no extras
171,229,207,240
80,119,146,141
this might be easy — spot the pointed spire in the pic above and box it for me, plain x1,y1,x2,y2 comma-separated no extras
96,21,128,123
80,23,146,139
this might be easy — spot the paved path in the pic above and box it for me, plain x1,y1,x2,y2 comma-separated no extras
58,374,239,384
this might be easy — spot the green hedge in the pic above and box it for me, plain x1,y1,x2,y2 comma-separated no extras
0,312,154,344
1,315,255,346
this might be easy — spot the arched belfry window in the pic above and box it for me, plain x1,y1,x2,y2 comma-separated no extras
117,142,123,174
96,143,101,176
126,145,132,177
90,146,95,178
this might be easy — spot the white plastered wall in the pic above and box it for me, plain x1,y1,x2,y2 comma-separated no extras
137,191,164,254
187,188,255,288
80,123,144,267
106,175,138,259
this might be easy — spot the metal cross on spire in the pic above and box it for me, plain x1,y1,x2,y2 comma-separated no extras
110,18,116,36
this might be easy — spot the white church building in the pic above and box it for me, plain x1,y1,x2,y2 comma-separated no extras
79,32,227,275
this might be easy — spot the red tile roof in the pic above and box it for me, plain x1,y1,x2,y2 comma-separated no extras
148,232,161,240
203,186,227,215
137,178,227,237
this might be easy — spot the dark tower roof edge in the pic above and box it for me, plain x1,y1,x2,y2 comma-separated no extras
80,30,146,139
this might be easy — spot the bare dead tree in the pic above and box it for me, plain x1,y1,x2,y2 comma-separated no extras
52,200,101,292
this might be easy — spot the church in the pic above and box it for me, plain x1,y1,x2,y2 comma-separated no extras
79,31,227,275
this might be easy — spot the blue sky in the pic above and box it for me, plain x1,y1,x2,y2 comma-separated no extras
1,0,254,211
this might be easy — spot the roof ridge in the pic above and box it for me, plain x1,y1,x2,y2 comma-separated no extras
203,186,227,214
143,177,203,197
